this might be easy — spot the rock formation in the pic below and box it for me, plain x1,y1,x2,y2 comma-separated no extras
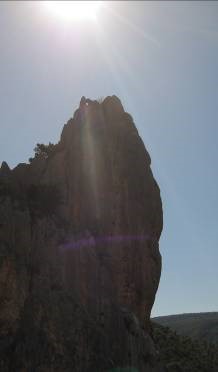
0,96,163,371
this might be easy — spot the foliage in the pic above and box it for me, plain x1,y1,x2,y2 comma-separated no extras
97,96,104,103
152,322,218,372
29,142,57,163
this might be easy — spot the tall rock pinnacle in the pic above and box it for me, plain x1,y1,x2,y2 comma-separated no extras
0,96,163,371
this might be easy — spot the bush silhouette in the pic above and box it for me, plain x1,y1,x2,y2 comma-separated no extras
29,142,57,163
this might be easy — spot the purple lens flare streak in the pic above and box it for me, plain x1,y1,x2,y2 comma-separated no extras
60,234,157,251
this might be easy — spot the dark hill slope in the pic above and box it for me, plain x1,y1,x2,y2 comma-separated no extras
152,322,218,372
153,312,218,344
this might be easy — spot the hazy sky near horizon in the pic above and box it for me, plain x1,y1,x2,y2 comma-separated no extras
0,1,218,317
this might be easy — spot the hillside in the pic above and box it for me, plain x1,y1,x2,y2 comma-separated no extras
153,312,218,344
152,322,218,372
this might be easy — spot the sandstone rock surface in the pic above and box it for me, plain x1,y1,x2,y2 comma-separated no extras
0,96,163,371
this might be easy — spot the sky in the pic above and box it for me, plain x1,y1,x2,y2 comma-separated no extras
0,1,218,317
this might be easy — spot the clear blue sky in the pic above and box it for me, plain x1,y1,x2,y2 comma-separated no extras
0,1,218,317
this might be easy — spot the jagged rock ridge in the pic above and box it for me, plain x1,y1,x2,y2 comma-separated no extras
0,96,163,371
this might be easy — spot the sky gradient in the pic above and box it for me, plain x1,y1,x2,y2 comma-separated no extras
0,1,218,317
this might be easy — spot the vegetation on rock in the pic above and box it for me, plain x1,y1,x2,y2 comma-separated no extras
29,142,58,163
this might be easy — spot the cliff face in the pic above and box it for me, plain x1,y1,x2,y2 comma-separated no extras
0,96,163,371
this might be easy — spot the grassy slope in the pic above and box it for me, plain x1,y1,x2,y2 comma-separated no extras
152,312,218,344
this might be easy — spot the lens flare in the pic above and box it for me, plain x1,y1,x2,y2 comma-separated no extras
44,1,102,21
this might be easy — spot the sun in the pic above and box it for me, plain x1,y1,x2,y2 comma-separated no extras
44,1,102,22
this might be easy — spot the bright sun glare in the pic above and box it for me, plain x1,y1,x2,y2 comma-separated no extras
44,1,102,21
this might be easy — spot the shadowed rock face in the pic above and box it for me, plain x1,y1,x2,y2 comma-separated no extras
0,96,163,371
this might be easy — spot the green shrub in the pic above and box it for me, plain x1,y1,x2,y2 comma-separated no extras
152,322,218,372
29,142,57,163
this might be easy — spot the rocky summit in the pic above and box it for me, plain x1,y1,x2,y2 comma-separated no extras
0,96,163,371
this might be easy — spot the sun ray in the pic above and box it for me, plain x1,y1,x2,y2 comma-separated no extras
44,1,102,21
103,3,160,48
